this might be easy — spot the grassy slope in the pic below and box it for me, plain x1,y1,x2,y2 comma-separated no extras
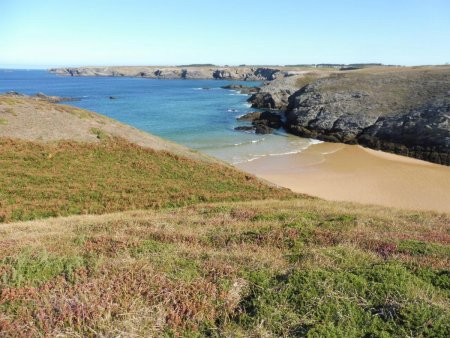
0,95,449,336
0,137,292,222
0,200,448,336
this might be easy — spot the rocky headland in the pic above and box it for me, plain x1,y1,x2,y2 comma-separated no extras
249,66,450,165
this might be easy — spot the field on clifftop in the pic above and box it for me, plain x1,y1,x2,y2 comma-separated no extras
0,96,449,337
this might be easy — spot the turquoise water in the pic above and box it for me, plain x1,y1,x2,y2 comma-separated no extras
0,69,313,163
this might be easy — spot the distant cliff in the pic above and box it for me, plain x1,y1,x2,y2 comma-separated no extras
49,66,291,81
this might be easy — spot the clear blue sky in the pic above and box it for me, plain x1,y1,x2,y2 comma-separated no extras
1,0,449,68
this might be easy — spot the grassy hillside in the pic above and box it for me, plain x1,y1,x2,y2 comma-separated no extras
0,94,212,162
0,94,448,336
0,137,293,222
0,200,448,336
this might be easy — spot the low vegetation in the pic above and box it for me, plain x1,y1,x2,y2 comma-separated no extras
0,199,448,336
0,137,293,222
0,93,448,336
314,66,450,116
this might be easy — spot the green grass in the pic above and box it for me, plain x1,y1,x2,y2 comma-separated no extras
0,137,293,222
0,200,448,336
0,250,95,287
90,127,111,140
0,127,448,336
0,118,8,125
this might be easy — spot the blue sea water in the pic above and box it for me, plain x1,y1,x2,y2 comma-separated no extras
0,69,314,163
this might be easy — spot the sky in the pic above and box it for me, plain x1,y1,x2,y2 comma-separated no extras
1,0,449,68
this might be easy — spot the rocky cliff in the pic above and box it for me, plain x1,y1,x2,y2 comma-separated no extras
247,71,330,110
247,76,297,110
49,66,290,81
284,67,450,165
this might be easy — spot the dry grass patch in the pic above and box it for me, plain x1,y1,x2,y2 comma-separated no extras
0,199,448,336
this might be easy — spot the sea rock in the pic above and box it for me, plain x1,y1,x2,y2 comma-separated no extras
253,122,274,134
238,111,283,129
234,123,273,134
221,84,260,95
234,126,254,132
235,111,283,135
237,112,263,121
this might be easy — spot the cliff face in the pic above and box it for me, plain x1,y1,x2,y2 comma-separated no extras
49,66,288,81
248,76,299,110
284,68,450,165
248,71,330,110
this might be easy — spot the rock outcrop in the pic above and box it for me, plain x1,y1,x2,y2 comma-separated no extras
221,85,260,95
235,111,283,134
247,74,310,110
284,68,450,165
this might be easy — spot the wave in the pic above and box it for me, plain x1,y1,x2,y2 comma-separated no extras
231,139,318,164
233,138,265,147
228,93,249,96
192,87,220,91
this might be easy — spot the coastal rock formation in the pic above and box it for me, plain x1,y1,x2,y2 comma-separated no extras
49,66,289,81
221,84,260,94
235,111,283,134
237,111,283,128
247,74,313,110
284,68,450,165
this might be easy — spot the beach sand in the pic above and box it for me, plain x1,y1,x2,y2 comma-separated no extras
237,143,450,213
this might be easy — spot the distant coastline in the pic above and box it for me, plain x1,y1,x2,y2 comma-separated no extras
48,64,390,80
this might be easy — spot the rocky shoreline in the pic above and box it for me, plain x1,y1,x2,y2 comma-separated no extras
244,66,450,166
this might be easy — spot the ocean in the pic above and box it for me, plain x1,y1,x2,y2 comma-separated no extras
0,69,314,164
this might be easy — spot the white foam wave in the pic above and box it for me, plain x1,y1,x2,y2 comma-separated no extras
233,138,265,147
228,93,249,96
230,138,319,164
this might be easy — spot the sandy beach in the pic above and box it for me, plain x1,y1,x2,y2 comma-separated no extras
237,142,450,213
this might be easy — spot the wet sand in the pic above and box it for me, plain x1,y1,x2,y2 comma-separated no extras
237,143,450,213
